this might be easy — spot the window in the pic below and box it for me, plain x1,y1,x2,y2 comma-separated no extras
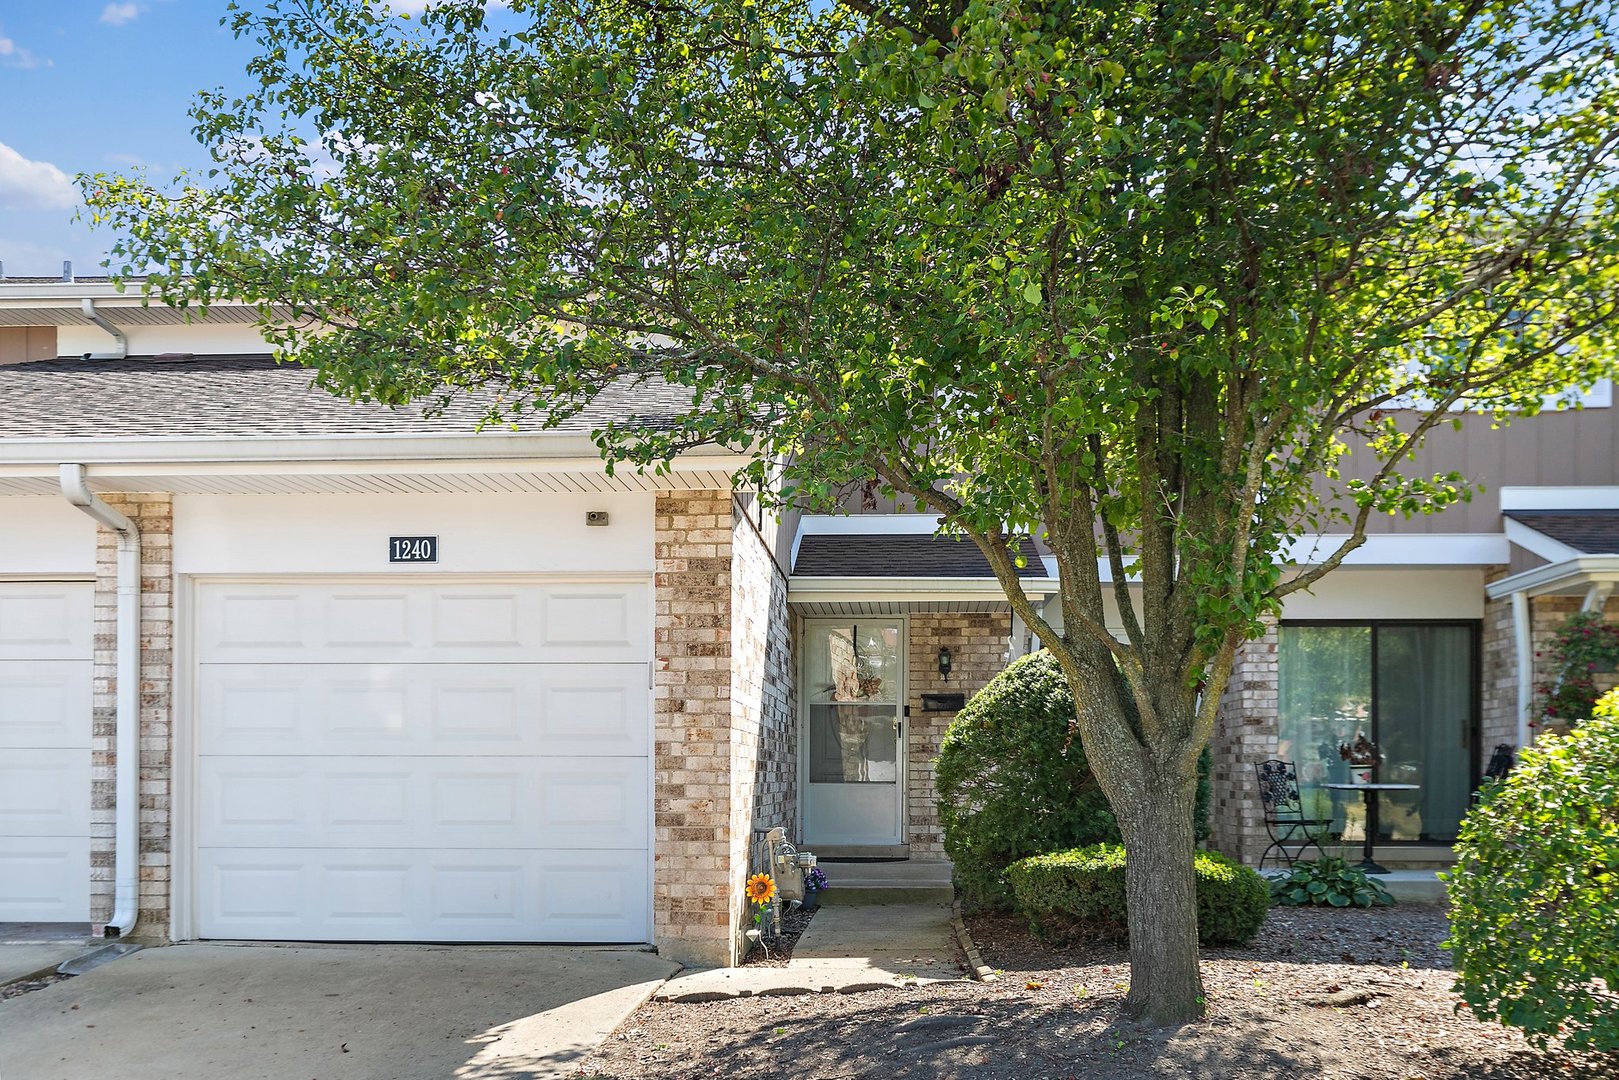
1277,622,1478,844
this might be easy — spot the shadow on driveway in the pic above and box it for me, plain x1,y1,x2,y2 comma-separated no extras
0,942,677,1080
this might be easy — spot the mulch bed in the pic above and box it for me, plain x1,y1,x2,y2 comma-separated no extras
578,904,1617,1079
739,903,818,967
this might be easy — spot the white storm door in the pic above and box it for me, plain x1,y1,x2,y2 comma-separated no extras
0,583,93,921
801,618,905,846
192,579,651,943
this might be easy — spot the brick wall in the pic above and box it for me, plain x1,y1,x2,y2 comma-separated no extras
90,493,173,939
904,614,1011,857
1207,626,1280,866
1480,571,1517,752
653,491,796,968
731,505,795,845
653,492,735,965
730,498,796,952
1528,592,1619,738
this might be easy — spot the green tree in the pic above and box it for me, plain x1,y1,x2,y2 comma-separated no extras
85,0,1619,1023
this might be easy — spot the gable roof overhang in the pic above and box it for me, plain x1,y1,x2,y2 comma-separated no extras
0,434,749,496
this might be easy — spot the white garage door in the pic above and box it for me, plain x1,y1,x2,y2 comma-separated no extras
194,580,651,943
0,582,93,922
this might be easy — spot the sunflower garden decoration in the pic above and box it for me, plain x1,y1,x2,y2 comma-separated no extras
744,873,779,957
746,872,777,926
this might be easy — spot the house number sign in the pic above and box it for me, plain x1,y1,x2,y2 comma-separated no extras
388,536,438,563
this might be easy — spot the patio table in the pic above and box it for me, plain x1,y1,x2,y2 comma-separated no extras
1323,782,1420,874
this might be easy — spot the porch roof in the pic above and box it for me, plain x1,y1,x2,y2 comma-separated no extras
1503,509,1619,556
792,533,1047,578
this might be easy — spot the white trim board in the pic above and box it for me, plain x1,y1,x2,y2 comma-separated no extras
1499,486,1619,512
1280,534,1509,567
1502,518,1583,563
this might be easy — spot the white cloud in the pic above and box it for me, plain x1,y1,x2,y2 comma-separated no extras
100,3,142,26
0,31,49,69
0,142,78,211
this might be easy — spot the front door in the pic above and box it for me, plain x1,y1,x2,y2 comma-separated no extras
801,619,905,846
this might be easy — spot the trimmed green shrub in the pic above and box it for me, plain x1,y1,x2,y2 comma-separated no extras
1444,688,1619,1052
1006,843,1269,945
1269,855,1393,908
936,651,1118,910
935,650,1210,910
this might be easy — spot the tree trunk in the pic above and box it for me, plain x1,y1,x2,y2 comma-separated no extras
1115,767,1204,1025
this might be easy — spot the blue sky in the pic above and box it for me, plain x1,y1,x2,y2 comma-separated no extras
0,2,263,275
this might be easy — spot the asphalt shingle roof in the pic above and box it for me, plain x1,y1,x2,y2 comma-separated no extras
1503,509,1619,555
0,354,692,440
793,533,1047,578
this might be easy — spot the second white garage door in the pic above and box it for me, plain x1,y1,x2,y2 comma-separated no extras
193,579,651,943
0,582,92,922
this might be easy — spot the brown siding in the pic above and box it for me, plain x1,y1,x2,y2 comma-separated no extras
1332,407,1619,534
0,326,57,365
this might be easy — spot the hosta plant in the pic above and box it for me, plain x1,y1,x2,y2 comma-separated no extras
1269,856,1393,908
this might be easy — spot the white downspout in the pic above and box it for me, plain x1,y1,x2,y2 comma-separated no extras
59,464,141,938
1511,589,1533,751
80,298,128,360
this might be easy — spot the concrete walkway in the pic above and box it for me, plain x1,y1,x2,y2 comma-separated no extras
0,942,93,987
656,901,965,1002
0,942,678,1080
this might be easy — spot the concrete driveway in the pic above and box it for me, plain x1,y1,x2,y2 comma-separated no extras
0,942,678,1080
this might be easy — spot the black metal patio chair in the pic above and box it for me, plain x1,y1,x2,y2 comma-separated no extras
1483,743,1516,782
1256,758,1331,870
1472,743,1517,803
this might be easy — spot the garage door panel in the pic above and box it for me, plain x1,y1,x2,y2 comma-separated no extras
198,582,648,663
432,592,522,647
0,660,92,747
199,663,648,757
199,757,648,850
0,837,90,921
196,849,648,942
0,586,93,659
0,749,92,835
534,666,650,755
193,578,651,943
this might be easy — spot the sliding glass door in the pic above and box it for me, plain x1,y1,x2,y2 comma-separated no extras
1277,622,1477,844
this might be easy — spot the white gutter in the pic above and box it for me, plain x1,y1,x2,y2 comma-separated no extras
58,464,140,939
79,299,128,360
787,576,1060,605
0,434,750,468
1484,555,1619,600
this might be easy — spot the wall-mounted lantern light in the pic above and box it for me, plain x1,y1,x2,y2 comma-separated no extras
937,646,953,680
